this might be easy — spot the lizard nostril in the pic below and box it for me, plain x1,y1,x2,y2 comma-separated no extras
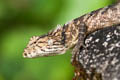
23,52,27,58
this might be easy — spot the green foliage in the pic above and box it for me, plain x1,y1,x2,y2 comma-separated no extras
0,0,115,80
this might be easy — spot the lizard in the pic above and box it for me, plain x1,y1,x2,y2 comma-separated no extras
23,2,120,79
23,2,120,59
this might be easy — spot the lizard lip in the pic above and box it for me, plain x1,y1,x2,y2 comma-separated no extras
23,52,35,58
23,45,68,58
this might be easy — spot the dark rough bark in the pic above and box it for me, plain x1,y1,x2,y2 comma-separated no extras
74,24,120,80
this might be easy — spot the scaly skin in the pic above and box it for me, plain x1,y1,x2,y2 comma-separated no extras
23,2,120,59
23,2,120,80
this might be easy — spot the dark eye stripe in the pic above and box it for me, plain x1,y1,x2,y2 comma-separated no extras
38,41,47,43
53,43,61,45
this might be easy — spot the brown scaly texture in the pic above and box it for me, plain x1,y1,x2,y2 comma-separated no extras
23,2,120,80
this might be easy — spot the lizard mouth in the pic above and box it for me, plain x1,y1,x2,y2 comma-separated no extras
23,46,67,58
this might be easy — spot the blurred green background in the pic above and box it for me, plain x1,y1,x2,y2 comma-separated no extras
0,0,115,80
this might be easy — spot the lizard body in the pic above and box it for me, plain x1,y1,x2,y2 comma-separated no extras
23,2,120,59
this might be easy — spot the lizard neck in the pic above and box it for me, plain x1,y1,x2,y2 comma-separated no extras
61,20,80,49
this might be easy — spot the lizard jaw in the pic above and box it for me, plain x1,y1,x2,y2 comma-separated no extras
23,46,68,58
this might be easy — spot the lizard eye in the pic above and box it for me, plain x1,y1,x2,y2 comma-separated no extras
48,39,53,45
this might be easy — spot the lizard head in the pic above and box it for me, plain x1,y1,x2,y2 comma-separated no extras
23,25,68,58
